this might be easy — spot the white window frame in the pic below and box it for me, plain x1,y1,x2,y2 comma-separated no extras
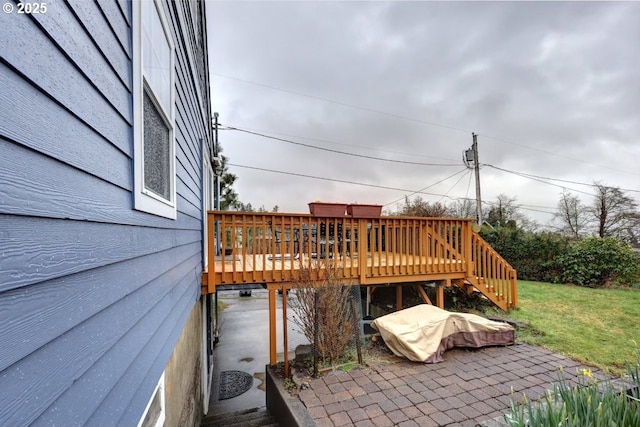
132,0,177,219
137,372,165,427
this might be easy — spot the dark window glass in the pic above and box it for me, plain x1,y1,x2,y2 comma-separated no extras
143,90,171,200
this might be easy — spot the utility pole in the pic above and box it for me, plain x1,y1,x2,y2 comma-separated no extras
213,112,222,256
472,133,483,225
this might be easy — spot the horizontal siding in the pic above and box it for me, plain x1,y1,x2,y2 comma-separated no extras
0,0,213,425
170,0,210,145
177,176,202,220
117,287,201,426
66,0,131,88
96,0,132,60
0,252,201,426
0,242,200,373
35,255,200,426
29,0,131,121
0,139,201,230
0,65,131,190
95,276,199,426
175,116,202,192
175,113,201,188
115,0,130,26
0,214,200,293
0,10,130,153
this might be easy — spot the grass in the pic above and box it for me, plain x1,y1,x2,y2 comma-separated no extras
490,280,640,376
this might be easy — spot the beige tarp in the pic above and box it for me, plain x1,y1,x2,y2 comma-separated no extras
371,304,515,363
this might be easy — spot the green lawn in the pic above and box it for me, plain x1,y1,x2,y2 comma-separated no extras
495,280,640,376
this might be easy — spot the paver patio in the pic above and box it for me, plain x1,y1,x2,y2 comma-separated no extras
297,343,608,427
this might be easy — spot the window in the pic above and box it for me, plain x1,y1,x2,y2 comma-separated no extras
137,372,165,427
133,0,176,219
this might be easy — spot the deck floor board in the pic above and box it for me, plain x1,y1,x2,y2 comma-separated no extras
212,252,466,281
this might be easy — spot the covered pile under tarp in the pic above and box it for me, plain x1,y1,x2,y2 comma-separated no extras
371,304,515,363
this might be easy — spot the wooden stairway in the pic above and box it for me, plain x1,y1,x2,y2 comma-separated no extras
455,231,517,311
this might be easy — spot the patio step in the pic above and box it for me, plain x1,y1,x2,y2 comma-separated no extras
201,407,279,427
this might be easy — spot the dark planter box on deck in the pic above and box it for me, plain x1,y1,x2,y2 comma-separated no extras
308,202,347,217
347,204,382,218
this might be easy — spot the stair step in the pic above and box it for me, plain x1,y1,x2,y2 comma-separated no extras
202,407,278,427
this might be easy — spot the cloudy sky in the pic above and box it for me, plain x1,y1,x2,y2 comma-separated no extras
206,1,639,226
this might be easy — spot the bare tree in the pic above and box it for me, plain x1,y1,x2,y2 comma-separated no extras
290,260,355,364
590,182,639,241
485,194,537,231
396,196,451,217
450,199,476,219
554,190,587,239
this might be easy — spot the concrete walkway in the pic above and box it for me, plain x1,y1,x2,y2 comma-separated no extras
208,290,307,415
208,290,274,414
298,343,606,427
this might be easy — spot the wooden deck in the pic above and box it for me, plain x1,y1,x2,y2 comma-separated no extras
202,212,517,311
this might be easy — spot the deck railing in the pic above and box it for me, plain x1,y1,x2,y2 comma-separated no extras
471,232,518,308
203,211,517,309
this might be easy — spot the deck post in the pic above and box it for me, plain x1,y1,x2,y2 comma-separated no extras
396,284,402,310
357,219,367,283
282,285,289,378
511,271,518,308
268,286,277,365
436,281,444,309
207,212,215,293
464,220,473,277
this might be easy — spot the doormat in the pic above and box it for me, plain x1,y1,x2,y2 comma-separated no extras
219,370,253,400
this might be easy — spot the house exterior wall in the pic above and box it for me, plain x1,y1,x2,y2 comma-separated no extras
165,302,203,427
0,1,213,425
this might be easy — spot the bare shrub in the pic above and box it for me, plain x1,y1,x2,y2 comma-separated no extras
290,259,355,364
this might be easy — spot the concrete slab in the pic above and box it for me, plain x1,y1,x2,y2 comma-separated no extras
208,290,309,415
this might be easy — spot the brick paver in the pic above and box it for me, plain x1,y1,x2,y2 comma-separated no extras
298,343,607,426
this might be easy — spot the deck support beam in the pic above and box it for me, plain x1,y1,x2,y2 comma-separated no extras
282,285,289,378
415,284,432,305
436,282,444,309
268,287,277,365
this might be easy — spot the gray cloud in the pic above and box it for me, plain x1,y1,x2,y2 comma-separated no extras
208,1,640,223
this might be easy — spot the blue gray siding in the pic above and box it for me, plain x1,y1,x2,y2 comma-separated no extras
0,0,212,425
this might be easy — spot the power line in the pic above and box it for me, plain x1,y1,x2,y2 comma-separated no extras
214,73,639,176
223,125,463,167
228,162,558,216
224,123,639,199
225,122,638,197
220,124,460,163
229,163,469,200
383,169,469,207
486,165,595,197
484,164,640,194
464,168,473,201
439,170,472,204
214,73,472,134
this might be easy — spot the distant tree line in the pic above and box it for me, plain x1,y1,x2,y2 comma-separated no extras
218,148,639,287
392,185,640,288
